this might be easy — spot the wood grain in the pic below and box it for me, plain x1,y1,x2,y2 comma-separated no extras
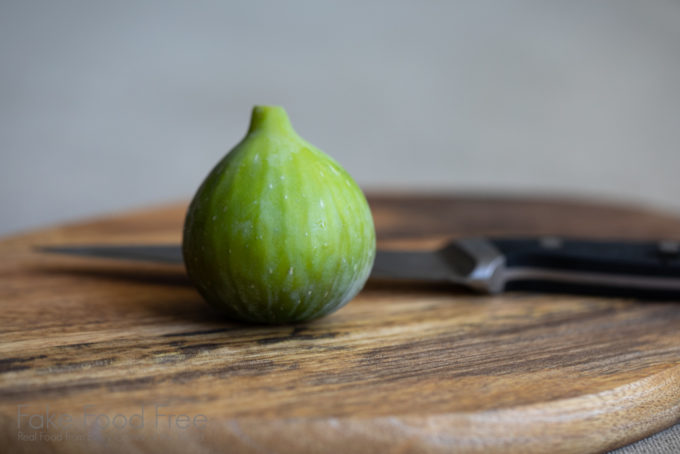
1,194,680,453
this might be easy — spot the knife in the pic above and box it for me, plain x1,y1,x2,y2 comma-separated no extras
38,237,680,297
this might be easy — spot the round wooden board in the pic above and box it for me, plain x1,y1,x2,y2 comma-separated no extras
1,194,680,454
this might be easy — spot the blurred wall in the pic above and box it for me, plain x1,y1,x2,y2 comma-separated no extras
1,1,679,235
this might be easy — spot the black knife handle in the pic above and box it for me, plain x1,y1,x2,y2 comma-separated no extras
489,237,680,298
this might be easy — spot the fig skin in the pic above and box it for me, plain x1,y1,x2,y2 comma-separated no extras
182,106,376,324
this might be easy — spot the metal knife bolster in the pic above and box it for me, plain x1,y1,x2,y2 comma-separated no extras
450,237,680,295
440,238,507,293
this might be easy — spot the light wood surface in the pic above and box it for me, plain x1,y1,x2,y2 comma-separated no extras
1,194,680,454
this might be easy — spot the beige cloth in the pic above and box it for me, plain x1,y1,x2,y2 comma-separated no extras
611,422,680,453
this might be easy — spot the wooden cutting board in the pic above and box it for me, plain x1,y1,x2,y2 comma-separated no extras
1,194,680,454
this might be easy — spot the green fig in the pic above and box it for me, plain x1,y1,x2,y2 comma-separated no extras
182,106,376,324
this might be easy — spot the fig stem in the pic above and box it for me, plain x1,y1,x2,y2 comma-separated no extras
248,105,294,135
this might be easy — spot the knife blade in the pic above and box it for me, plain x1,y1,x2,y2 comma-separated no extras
38,237,680,297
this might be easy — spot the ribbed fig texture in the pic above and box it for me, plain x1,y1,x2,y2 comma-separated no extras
182,106,376,324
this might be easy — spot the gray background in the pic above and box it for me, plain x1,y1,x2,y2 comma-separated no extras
1,2,679,451
2,1,680,235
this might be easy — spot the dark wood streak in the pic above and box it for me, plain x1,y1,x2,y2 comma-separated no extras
2,358,287,399
55,342,94,349
0,355,48,373
257,331,339,345
161,327,237,337
175,343,224,358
